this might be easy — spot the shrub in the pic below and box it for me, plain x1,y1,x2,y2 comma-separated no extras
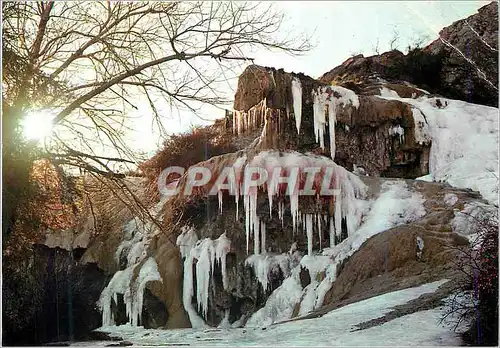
442,207,498,346
139,119,236,198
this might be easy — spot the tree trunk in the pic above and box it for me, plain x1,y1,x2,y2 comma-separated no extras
2,104,35,242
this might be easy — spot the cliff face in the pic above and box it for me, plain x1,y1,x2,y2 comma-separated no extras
319,2,498,107
233,65,431,178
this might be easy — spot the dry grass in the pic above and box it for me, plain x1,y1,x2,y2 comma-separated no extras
139,119,236,200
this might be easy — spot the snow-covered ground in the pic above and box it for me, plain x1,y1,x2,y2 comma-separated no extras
378,92,499,206
74,280,462,346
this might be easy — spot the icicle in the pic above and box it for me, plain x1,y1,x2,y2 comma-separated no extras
305,214,314,256
232,110,236,134
291,77,302,134
244,194,250,254
334,193,342,241
329,216,335,247
290,190,299,232
215,233,231,291
218,189,223,214
317,214,322,250
312,88,327,149
182,251,205,328
235,194,239,221
254,216,260,255
261,221,266,253
327,97,337,160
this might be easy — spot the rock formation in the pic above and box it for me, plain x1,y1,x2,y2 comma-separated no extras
320,2,498,107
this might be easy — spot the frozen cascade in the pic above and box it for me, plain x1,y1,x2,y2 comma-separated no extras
180,233,231,326
312,85,359,160
98,257,162,327
99,267,135,327
176,225,199,258
101,194,169,328
291,77,302,134
248,180,427,326
128,257,162,326
241,150,368,253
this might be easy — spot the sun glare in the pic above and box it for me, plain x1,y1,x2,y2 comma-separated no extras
21,111,55,141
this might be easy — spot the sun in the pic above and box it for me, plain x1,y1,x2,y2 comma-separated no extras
21,111,55,141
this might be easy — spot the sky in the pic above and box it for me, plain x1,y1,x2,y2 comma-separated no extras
126,1,492,156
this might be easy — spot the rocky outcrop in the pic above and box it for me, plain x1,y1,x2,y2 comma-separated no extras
426,1,498,107
2,245,108,345
319,2,498,107
233,65,431,178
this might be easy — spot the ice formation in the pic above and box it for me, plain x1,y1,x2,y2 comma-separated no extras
179,233,231,327
99,257,162,327
232,99,268,135
411,108,431,145
101,197,166,327
291,77,303,134
209,150,367,259
245,253,297,291
176,225,199,258
377,93,498,206
248,151,367,255
312,85,360,160
389,125,405,143
127,257,162,326
247,179,428,326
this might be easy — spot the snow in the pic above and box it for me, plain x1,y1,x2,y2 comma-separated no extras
181,233,232,327
90,280,461,347
331,85,360,108
324,180,426,262
291,77,302,134
379,86,400,98
451,201,497,238
443,193,459,206
378,94,499,206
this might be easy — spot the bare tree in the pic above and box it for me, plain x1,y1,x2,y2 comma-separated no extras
389,28,400,51
372,37,380,55
1,1,311,237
